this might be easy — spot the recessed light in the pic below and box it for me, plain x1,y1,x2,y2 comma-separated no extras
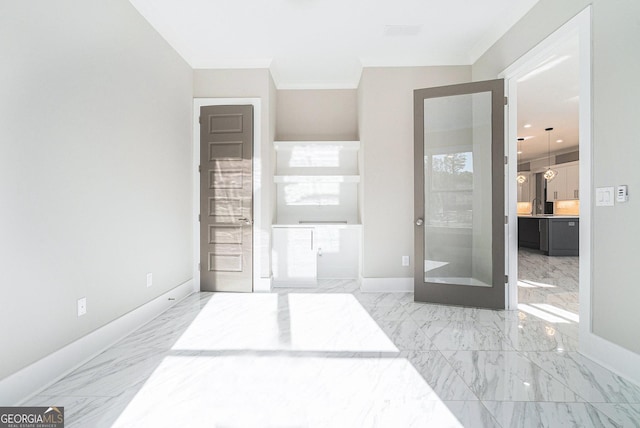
517,151,523,154
556,139,563,143
524,124,532,128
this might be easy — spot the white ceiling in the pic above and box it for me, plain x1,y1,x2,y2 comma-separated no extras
516,35,580,163
128,0,540,88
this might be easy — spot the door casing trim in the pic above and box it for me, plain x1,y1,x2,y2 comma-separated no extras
500,6,640,386
193,98,265,293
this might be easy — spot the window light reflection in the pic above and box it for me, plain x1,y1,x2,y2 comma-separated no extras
288,145,340,168
518,279,557,288
517,303,570,324
283,182,340,206
531,303,579,323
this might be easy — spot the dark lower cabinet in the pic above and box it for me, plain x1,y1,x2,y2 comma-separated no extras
540,219,549,252
518,217,579,256
518,217,540,249
546,218,579,256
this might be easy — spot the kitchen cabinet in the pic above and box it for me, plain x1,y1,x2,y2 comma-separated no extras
546,166,566,201
518,216,579,256
565,164,579,199
546,218,579,256
517,172,532,202
518,217,540,249
546,162,579,201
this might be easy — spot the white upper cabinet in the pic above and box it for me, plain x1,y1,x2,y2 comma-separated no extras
546,162,579,201
517,172,532,202
565,163,580,199
546,166,566,201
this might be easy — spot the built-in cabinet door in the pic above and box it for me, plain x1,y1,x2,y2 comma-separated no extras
316,226,360,279
272,227,317,286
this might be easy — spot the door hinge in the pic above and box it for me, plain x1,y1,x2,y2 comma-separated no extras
199,116,202,124
504,96,508,106
198,165,201,173
198,263,201,271
505,215,508,224
505,275,509,283
198,214,201,222
505,156,508,164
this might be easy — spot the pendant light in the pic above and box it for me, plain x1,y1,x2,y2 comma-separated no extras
543,127,557,181
516,138,527,184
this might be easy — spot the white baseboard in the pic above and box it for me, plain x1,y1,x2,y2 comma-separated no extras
0,279,194,406
360,277,413,293
253,276,272,292
580,328,640,387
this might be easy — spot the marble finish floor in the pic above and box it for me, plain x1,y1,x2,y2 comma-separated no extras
25,251,640,427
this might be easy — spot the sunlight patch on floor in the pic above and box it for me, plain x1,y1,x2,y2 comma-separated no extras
113,355,464,427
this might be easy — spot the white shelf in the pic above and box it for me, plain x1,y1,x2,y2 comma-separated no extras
273,223,362,228
274,140,360,151
274,175,360,183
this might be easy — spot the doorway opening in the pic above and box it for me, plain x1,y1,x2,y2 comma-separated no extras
516,33,580,342
502,8,591,345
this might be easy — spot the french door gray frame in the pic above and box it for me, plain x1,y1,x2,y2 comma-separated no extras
414,79,505,310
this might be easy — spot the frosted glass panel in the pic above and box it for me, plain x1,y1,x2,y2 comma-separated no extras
423,92,493,287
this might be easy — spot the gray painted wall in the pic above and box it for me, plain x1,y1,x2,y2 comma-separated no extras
473,0,640,355
193,69,275,279
276,89,358,141
358,66,472,279
0,0,193,380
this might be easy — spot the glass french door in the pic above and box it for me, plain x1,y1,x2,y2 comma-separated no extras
414,79,505,309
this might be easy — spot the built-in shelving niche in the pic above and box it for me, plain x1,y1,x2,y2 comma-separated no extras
273,141,361,225
272,141,362,286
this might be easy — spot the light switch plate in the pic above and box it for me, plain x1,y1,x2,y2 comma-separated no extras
402,256,410,266
146,273,153,288
596,187,614,206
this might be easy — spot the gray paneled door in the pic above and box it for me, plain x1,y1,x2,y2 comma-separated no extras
414,79,505,309
200,105,253,292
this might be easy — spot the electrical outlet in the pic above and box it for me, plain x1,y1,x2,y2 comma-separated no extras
77,297,87,317
402,255,410,267
146,273,153,288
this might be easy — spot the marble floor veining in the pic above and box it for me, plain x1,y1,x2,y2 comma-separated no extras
24,250,640,427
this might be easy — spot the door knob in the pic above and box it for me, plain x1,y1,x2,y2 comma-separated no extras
237,217,253,225
416,218,424,226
